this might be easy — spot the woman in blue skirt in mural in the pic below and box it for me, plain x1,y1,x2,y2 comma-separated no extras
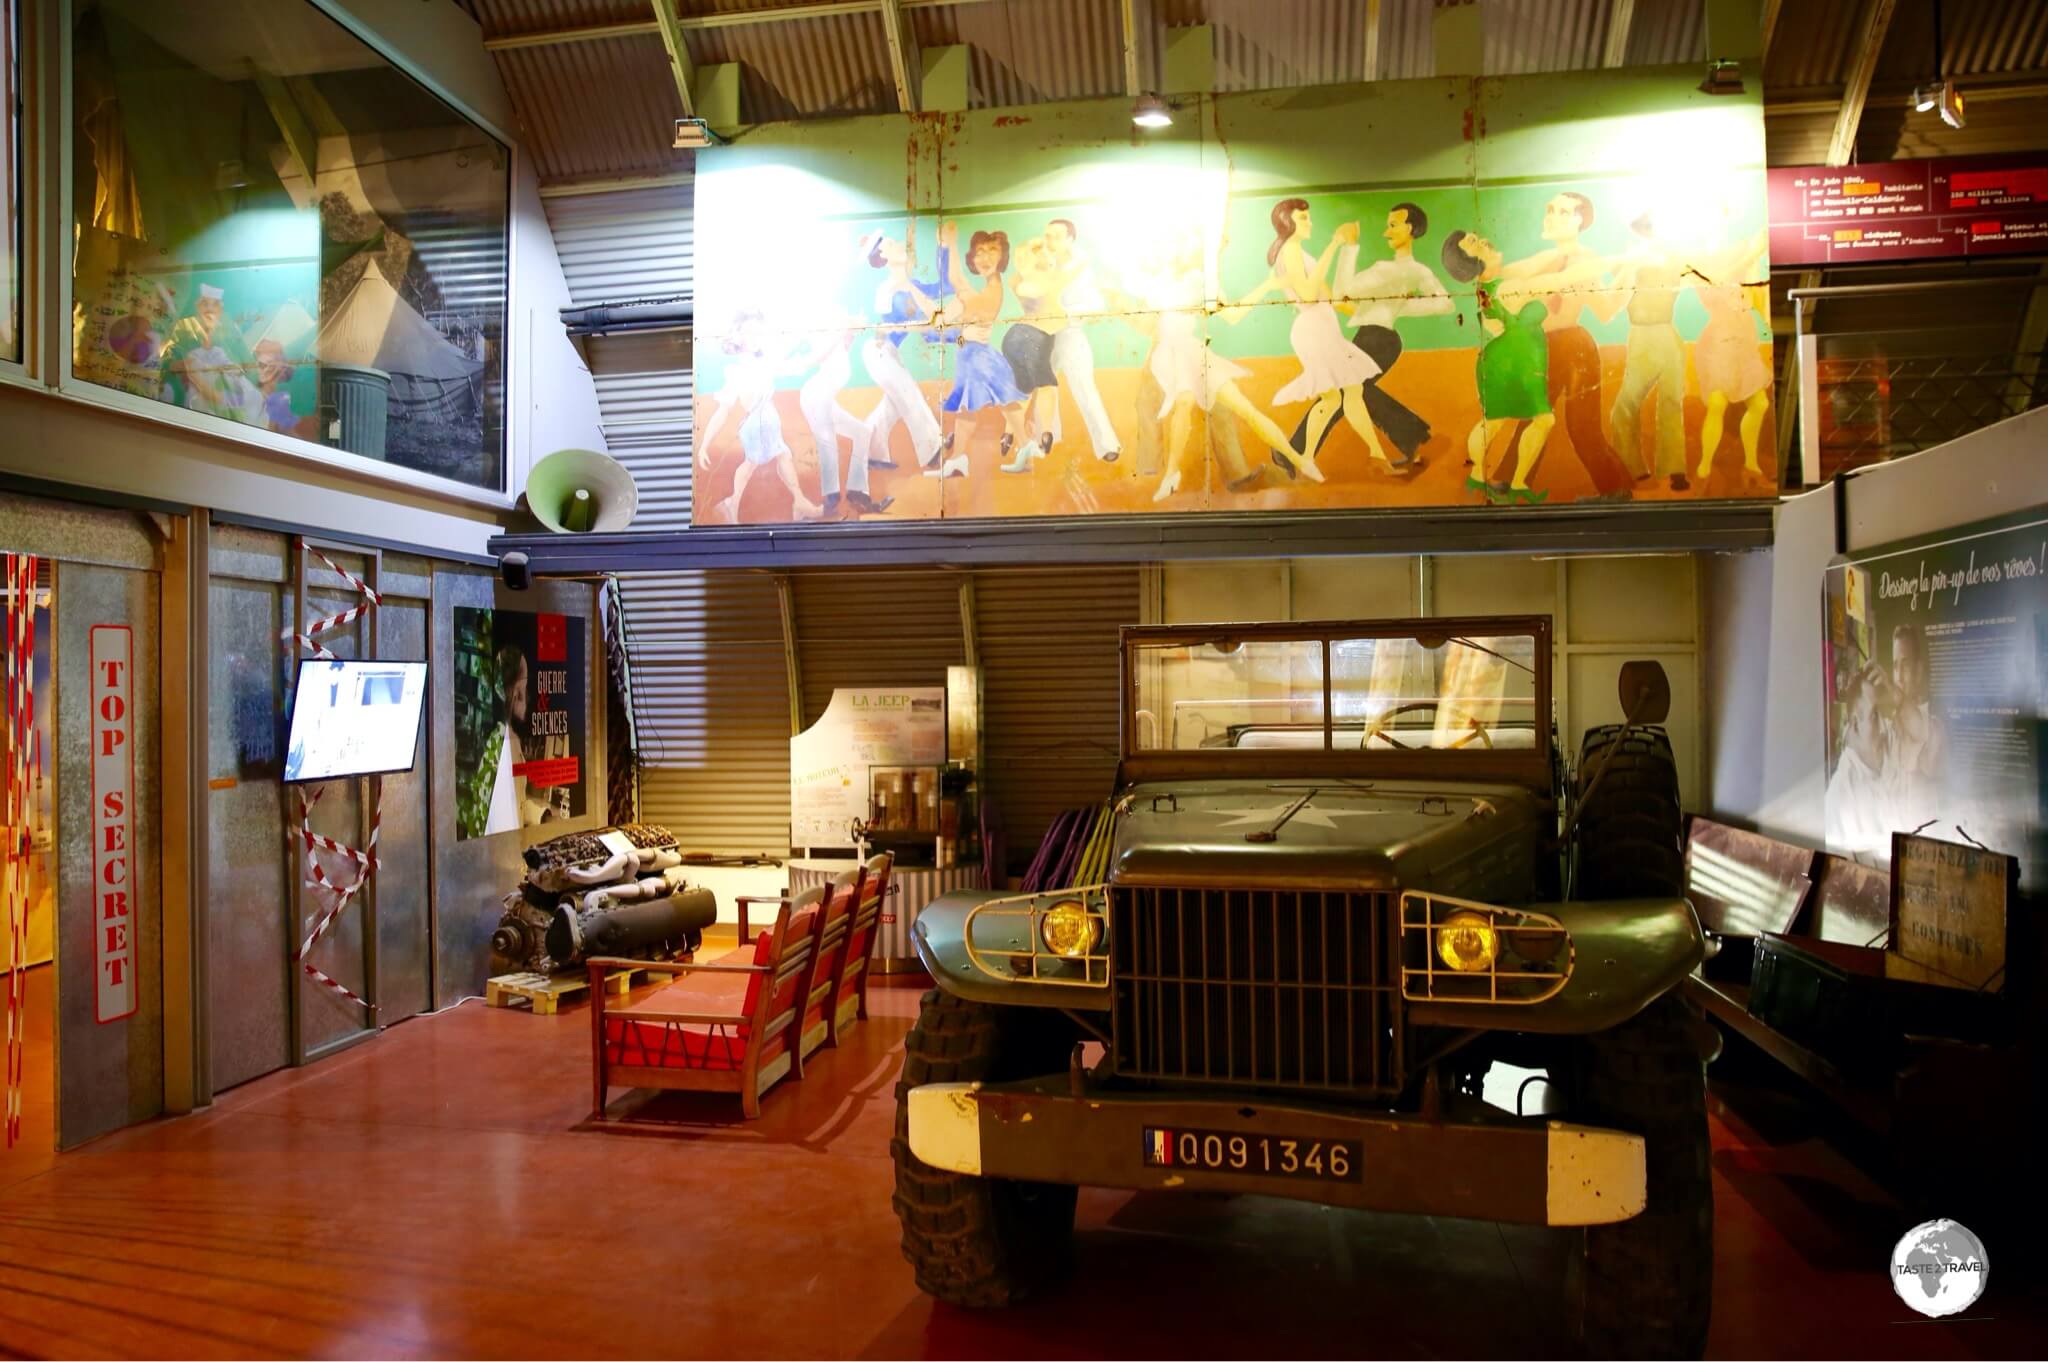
931,221,1029,479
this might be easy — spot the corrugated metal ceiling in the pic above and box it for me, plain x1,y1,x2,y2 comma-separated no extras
461,0,2048,188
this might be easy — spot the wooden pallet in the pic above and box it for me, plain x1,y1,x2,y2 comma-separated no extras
485,965,655,1015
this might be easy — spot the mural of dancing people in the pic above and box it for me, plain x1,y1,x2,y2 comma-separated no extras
690,91,1773,525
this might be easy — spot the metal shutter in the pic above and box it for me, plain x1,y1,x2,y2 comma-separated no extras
544,183,696,532
588,331,693,531
790,569,966,727
619,570,791,854
540,183,780,851
543,183,693,307
973,566,1141,877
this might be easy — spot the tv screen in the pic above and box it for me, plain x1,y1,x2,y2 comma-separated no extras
284,659,428,783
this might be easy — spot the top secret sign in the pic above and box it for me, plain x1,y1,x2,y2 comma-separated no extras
90,625,137,1022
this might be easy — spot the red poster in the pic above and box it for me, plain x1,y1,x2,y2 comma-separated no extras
1769,152,2048,265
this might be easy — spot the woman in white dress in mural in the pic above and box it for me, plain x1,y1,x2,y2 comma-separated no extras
1237,198,1398,478
695,310,825,523
1139,229,1318,499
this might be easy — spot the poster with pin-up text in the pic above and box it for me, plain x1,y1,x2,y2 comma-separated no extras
1823,511,2048,891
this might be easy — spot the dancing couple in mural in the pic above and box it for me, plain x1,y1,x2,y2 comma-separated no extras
692,180,1773,524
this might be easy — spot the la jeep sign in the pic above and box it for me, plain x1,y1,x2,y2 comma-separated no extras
90,625,136,1023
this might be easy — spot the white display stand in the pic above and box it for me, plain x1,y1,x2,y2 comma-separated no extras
790,686,946,850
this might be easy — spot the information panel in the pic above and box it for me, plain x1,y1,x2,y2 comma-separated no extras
790,688,946,849
1769,152,2048,264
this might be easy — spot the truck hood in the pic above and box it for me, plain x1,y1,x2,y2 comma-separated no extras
1110,779,1546,892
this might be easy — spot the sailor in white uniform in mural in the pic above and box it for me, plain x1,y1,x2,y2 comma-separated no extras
1042,219,1121,463
857,229,949,473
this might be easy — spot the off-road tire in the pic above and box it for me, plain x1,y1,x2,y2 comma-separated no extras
1573,724,1683,898
1570,995,1714,1359
891,990,1079,1307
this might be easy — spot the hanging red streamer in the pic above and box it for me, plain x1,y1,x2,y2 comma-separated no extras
4,553,42,1147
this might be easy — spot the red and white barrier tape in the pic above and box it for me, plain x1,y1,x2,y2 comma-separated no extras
4,553,40,1146
285,547,383,1016
282,549,384,661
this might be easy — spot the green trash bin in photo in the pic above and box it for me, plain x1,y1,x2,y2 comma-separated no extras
321,363,392,459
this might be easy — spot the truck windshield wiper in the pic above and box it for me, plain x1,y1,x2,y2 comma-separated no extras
1445,637,1537,675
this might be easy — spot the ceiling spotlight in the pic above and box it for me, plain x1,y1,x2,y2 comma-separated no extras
1697,60,1745,96
1938,80,1966,128
1912,85,1938,112
673,117,726,149
1132,92,1173,128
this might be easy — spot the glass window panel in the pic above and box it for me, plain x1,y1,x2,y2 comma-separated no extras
1329,633,1540,750
3,0,20,362
69,0,507,488
1131,639,1326,751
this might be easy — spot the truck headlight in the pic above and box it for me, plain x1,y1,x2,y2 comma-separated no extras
1436,910,1499,973
1039,900,1101,958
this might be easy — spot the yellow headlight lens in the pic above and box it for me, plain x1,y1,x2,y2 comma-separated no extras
1436,910,1499,973
1039,900,1100,958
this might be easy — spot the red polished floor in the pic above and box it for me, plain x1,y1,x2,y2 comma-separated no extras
0,971,2041,1360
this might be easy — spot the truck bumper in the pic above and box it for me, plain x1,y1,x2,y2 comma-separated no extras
907,1079,1645,1227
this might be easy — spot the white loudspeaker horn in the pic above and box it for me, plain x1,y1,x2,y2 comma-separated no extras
526,448,639,533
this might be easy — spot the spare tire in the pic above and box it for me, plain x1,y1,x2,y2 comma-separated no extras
1573,724,1683,898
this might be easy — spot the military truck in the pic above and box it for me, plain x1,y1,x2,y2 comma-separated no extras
891,617,1714,1358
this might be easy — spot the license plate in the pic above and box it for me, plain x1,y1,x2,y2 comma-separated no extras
1142,1127,1362,1182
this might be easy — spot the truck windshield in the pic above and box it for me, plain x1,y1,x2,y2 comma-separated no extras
1129,631,1540,753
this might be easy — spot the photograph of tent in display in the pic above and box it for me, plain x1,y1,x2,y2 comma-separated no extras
693,68,1774,524
66,0,506,489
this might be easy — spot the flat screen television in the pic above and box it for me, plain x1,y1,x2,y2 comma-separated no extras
283,659,428,783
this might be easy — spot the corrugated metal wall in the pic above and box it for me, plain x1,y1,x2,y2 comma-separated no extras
621,570,793,853
543,181,784,852
544,183,693,305
975,566,1141,874
791,570,968,728
545,184,696,529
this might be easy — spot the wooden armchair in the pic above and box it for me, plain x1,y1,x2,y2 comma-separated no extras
588,886,824,1120
827,852,894,1045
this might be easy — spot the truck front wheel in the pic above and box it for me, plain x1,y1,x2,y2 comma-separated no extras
1569,995,1714,1359
891,989,1078,1307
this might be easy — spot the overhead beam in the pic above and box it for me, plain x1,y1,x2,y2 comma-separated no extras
483,0,998,52
1761,0,1783,59
649,0,697,119
253,73,319,189
1826,0,1900,167
487,503,1776,576
877,0,921,112
1782,0,1899,473
1601,0,1636,68
1766,72,2048,116
1119,0,1141,95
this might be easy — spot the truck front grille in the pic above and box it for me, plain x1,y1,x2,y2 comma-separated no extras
1109,887,1401,1097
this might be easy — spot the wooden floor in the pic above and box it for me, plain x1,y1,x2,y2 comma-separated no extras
0,966,2042,1359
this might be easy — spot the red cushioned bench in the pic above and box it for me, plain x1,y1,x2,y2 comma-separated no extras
588,885,824,1120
